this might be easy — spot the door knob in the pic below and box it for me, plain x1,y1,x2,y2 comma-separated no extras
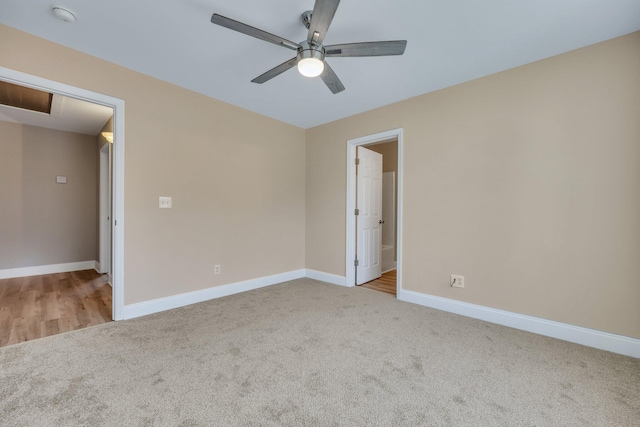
379,220,385,224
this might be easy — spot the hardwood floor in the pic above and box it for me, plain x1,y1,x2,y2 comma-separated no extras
359,269,396,295
0,269,112,347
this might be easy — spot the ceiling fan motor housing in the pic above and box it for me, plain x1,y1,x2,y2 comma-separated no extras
298,40,325,62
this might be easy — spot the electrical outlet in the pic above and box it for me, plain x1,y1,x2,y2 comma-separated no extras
451,274,464,288
159,196,172,209
214,265,221,275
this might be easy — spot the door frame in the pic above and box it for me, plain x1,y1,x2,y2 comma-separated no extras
0,66,126,321
99,142,112,275
346,128,403,293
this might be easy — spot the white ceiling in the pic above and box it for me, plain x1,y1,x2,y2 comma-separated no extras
0,93,113,135
1,1,639,129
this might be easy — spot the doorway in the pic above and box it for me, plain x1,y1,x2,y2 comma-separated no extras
346,128,403,295
0,66,125,320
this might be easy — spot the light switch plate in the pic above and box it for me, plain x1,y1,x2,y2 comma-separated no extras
56,175,67,184
159,196,172,209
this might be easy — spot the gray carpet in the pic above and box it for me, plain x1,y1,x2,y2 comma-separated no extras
1,278,638,426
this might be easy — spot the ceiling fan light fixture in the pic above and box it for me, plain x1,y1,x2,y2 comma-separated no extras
297,40,325,78
298,58,324,77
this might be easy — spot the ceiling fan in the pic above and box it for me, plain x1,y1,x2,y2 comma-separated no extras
210,0,407,94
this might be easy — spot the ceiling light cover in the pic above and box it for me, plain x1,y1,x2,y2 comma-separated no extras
101,132,114,143
298,58,325,78
52,7,76,23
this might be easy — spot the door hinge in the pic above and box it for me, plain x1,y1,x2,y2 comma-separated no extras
355,158,360,165
354,208,359,216
354,259,359,267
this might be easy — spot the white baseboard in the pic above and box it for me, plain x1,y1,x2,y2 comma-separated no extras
398,289,640,359
305,269,348,287
122,269,306,320
94,261,101,273
0,261,98,280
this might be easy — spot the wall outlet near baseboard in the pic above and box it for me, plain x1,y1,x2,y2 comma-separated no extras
451,275,464,288
214,265,221,275
159,196,172,208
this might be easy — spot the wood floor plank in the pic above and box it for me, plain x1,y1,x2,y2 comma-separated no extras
0,269,112,348
23,275,42,292
22,290,39,320
61,295,86,328
43,319,60,336
82,298,105,326
359,270,397,295
0,310,13,346
57,317,72,334
41,292,60,321
8,318,28,345
41,274,55,293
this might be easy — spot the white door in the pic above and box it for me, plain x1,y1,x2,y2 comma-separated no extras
356,146,383,284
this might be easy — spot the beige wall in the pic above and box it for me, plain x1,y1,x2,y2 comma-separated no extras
0,121,98,269
0,24,306,304
306,32,640,338
368,140,398,174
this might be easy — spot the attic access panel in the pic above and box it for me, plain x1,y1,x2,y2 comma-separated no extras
0,80,52,114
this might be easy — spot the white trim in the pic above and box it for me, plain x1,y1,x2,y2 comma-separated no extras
98,143,112,275
0,261,97,280
398,289,640,359
94,261,101,272
112,93,125,321
305,269,347,286
123,269,306,320
0,67,126,321
346,128,403,292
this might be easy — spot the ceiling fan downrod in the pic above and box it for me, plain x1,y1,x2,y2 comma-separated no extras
301,10,313,29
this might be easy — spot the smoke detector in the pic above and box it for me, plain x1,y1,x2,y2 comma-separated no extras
52,7,76,23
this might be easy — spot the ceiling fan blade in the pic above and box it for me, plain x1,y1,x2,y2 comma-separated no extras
251,57,299,84
211,14,300,51
307,0,340,45
320,61,345,94
325,40,408,57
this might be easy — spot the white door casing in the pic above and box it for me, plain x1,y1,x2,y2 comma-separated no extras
99,142,112,275
356,146,383,285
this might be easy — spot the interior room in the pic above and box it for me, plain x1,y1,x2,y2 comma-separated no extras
0,1,639,425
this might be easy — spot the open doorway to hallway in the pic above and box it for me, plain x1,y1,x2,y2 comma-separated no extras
0,66,126,324
0,78,115,346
